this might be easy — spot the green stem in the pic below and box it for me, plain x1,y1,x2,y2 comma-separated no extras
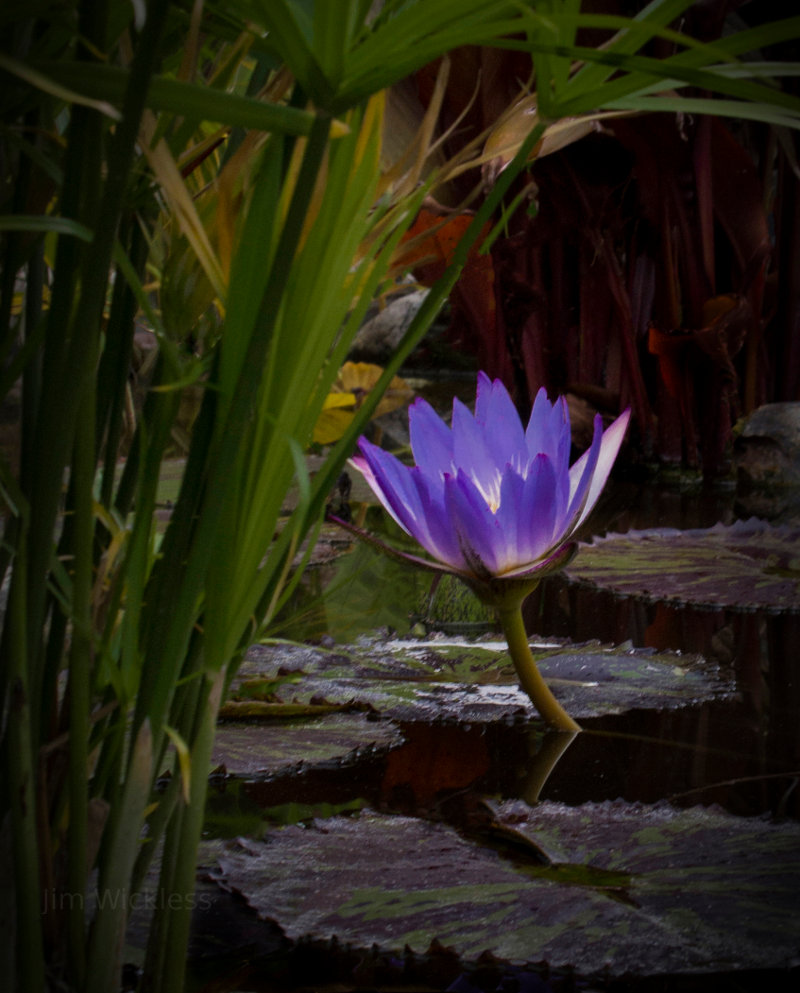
146,667,226,993
85,720,153,993
497,604,581,732
4,534,46,993
67,389,96,989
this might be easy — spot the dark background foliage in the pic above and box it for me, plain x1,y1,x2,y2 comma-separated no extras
407,0,800,478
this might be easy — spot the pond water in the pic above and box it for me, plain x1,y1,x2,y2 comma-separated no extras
188,478,800,992
524,480,800,823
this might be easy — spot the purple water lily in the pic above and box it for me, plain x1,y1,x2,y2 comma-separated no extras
339,372,630,731
351,372,630,587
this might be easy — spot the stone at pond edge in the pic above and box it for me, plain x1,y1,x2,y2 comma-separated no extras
735,402,800,490
349,288,429,363
212,802,800,978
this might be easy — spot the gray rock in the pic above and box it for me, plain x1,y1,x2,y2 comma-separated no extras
735,402,800,488
349,288,429,363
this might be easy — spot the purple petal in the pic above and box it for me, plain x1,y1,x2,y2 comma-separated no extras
349,449,468,574
408,468,466,572
551,396,572,477
451,399,501,508
473,370,495,424
525,389,571,472
572,407,631,530
517,453,560,563
524,387,551,456
500,539,579,580
408,397,452,484
444,471,503,577
354,439,425,539
561,413,603,533
494,465,524,568
328,512,462,577
479,377,527,471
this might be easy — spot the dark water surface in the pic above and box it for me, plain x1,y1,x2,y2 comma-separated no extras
191,479,799,992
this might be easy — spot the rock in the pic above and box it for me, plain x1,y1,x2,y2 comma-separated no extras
349,288,429,363
734,403,800,520
735,402,800,489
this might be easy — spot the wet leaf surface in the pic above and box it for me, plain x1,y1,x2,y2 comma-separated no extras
212,712,404,778
566,519,800,613
225,636,730,735
212,801,800,976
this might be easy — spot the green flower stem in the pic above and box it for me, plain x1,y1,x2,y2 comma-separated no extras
497,604,581,732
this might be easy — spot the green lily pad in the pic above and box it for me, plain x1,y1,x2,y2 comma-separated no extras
213,801,800,977
211,713,404,777
566,519,800,613
231,636,729,728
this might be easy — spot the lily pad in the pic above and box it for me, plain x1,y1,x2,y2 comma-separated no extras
213,801,800,977
212,713,404,778
232,636,730,726
566,519,800,613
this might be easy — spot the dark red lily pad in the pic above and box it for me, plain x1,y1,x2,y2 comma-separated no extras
212,801,800,976
566,519,800,613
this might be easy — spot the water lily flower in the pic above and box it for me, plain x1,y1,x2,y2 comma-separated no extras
335,372,630,730
352,372,629,586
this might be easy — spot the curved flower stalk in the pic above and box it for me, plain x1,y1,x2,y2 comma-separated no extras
336,372,630,730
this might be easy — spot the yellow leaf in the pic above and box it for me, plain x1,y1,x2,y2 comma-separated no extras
139,112,227,307
313,407,356,445
334,361,414,419
312,362,414,445
322,391,357,411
